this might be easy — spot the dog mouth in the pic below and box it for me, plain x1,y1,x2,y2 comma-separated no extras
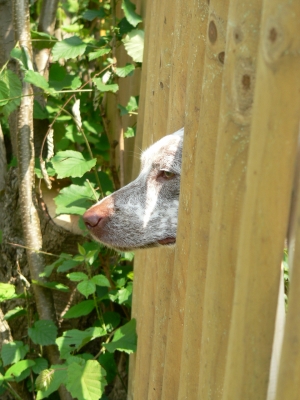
157,237,176,245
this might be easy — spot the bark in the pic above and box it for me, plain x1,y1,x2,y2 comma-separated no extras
13,1,71,399
0,123,6,192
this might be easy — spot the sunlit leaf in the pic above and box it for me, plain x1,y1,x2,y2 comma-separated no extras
54,183,97,216
67,272,88,282
88,49,110,61
0,283,17,302
77,280,96,298
104,319,137,354
4,306,26,321
91,275,110,287
1,341,29,367
66,360,106,400
0,69,22,117
63,300,95,319
115,63,135,78
51,150,97,179
123,29,144,62
93,79,119,93
5,360,35,381
52,36,87,61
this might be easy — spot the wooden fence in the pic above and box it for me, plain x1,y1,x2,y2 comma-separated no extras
124,0,300,398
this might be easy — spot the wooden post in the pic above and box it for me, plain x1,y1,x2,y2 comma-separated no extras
197,0,262,398
161,0,210,397
222,1,300,399
130,0,178,398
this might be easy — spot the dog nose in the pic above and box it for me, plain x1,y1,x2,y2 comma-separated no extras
83,209,102,229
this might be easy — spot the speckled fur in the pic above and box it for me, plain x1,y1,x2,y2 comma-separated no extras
84,128,184,250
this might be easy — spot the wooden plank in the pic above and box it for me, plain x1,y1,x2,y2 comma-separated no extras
148,0,193,396
160,0,208,398
197,0,262,398
130,0,176,397
222,1,300,398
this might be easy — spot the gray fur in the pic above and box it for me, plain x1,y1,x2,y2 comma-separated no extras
83,128,184,251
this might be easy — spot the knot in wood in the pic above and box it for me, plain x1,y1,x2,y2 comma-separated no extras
208,20,217,44
218,51,225,64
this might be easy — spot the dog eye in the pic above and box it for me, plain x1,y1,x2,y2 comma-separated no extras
158,170,176,180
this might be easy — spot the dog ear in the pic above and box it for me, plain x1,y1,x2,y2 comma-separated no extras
172,127,184,137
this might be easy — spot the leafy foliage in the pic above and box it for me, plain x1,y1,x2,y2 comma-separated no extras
28,320,58,346
1,341,29,367
66,360,106,400
0,0,142,398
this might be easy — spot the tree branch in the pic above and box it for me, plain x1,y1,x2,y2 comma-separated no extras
13,2,72,399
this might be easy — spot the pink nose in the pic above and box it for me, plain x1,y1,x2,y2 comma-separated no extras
83,209,102,229
83,196,114,236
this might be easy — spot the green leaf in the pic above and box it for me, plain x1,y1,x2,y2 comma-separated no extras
54,183,97,216
35,369,54,391
62,24,84,33
31,30,57,50
86,249,99,265
82,9,105,21
10,48,27,69
49,63,81,90
32,280,70,292
99,352,117,383
109,283,132,306
4,306,26,321
28,320,58,346
0,69,22,117
51,150,97,179
0,283,17,302
77,280,96,298
57,258,82,273
123,29,144,62
115,63,135,78
1,341,29,367
121,0,142,27
118,96,138,116
117,283,133,305
52,36,87,61
34,100,49,119
40,257,65,278
66,360,106,400
93,79,119,93
63,300,95,319
36,365,68,399
32,358,48,374
88,48,110,61
103,312,121,332
104,319,137,354
56,327,106,359
24,70,49,91
5,360,35,381
56,329,94,359
91,274,110,287
78,243,86,256
0,80,9,105
67,272,88,282
124,127,135,138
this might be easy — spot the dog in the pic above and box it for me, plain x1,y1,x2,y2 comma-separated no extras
83,128,184,251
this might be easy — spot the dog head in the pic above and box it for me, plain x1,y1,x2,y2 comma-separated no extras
83,128,184,251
